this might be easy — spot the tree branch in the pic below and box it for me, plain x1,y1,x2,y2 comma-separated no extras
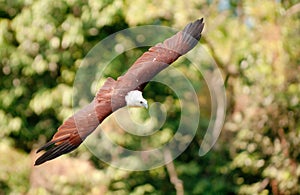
286,3,300,16
164,149,184,195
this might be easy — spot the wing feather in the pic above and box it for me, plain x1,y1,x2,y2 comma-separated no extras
35,19,204,165
117,18,204,90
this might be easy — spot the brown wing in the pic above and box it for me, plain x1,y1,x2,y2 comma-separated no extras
35,18,204,165
115,18,204,92
35,78,115,165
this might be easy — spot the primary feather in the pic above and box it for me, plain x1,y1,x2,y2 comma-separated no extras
35,18,204,165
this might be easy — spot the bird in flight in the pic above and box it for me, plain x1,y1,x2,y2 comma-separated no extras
35,18,204,165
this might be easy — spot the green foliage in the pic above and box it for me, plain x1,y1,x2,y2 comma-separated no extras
0,140,29,194
1,0,299,194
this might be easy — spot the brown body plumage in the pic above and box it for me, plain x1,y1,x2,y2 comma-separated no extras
35,18,204,165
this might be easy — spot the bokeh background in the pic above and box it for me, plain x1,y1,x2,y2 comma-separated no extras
1,0,300,194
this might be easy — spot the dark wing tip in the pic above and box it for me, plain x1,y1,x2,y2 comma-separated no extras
34,142,78,166
36,141,55,153
182,18,205,41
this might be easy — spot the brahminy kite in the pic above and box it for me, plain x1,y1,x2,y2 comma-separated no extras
35,18,204,165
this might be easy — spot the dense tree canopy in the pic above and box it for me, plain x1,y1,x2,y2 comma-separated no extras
0,0,299,194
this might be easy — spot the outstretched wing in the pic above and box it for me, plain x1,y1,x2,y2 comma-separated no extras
34,78,115,165
115,18,204,92
35,18,204,165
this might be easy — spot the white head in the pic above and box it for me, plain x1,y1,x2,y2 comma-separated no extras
125,90,148,108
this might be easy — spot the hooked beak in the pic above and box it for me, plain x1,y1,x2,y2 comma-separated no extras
143,102,148,109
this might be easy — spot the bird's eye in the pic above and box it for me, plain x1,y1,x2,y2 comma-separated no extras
140,101,143,104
